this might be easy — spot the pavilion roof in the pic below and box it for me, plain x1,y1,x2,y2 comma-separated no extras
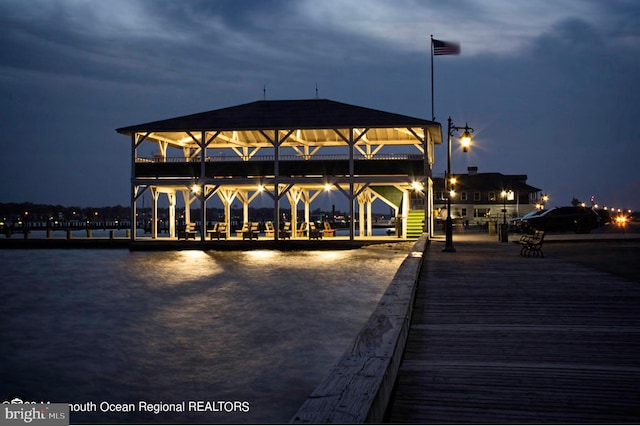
116,99,441,145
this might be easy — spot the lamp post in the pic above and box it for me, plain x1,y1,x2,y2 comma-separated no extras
499,189,513,243
501,190,508,225
443,117,473,252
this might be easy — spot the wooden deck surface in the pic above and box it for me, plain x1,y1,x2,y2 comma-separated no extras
387,236,640,424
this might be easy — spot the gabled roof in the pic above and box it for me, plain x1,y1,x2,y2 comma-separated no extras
116,99,441,143
434,172,541,193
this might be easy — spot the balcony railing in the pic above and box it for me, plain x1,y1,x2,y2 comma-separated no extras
134,153,425,179
136,153,423,163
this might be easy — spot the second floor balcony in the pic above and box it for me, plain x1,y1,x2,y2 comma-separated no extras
135,153,426,179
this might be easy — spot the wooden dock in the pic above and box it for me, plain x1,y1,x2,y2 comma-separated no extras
0,235,409,251
387,236,640,423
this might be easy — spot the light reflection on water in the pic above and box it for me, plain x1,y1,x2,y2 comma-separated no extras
0,245,410,424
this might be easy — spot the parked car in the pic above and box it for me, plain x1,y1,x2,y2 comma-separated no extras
521,206,601,234
594,209,612,225
509,209,546,232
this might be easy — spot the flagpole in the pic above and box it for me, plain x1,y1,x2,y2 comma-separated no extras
430,34,435,121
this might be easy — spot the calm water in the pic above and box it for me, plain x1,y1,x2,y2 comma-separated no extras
0,245,409,424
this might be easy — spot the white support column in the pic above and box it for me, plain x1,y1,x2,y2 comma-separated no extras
349,129,355,241
199,188,206,242
290,199,299,238
224,201,231,236
150,187,158,239
262,129,294,241
243,201,249,225
274,132,280,240
198,131,207,241
402,189,410,238
367,196,373,236
158,141,168,160
236,189,261,227
287,187,303,238
346,128,368,241
218,188,237,239
236,191,250,225
130,133,138,241
200,131,206,180
182,190,191,224
303,190,310,227
358,199,365,237
132,184,149,241
168,192,176,238
358,189,375,237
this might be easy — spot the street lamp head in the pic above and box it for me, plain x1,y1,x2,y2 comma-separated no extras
460,124,472,152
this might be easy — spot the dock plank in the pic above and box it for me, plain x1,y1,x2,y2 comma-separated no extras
387,238,640,424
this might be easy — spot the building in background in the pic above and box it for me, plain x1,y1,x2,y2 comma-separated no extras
432,167,542,226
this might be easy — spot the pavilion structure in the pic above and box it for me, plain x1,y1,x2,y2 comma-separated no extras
116,99,442,241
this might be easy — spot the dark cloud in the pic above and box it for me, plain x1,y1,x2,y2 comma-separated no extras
440,16,640,207
0,1,639,209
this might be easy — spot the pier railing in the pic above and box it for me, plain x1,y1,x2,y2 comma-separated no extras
291,234,428,424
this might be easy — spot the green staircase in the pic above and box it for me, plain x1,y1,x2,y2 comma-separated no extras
406,210,425,239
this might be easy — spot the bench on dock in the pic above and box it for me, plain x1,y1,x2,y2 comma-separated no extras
178,223,197,240
264,221,275,238
308,222,323,240
280,222,292,239
207,223,227,240
516,230,545,257
323,221,336,237
237,222,260,240
296,222,308,238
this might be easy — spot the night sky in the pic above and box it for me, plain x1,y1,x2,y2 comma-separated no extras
1,0,638,211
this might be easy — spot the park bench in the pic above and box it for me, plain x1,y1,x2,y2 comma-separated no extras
207,222,227,240
280,222,292,239
516,230,545,257
308,222,323,240
238,222,260,240
178,223,197,240
246,222,260,240
322,221,336,237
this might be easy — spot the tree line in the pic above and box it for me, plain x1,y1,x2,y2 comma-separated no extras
0,202,130,222
0,202,346,223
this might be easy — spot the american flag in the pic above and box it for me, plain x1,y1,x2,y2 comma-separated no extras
432,38,460,56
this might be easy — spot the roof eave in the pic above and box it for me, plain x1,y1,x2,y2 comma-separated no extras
117,122,442,139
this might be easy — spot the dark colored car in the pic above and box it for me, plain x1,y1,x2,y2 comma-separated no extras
521,206,601,234
509,209,546,232
594,209,612,225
